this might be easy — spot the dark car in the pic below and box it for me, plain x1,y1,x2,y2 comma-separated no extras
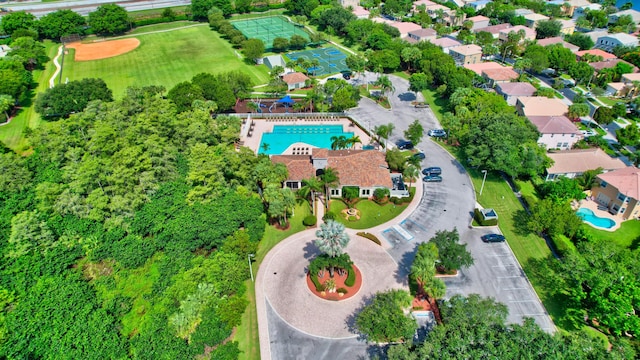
422,166,441,175
481,234,506,243
397,140,414,150
412,152,426,160
422,175,442,182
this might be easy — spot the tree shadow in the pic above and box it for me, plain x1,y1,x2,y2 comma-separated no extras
397,92,416,102
630,235,640,251
512,209,534,236
345,293,375,340
394,246,418,286
302,240,320,261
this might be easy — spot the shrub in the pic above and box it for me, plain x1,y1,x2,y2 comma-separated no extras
550,233,577,257
309,272,324,291
390,197,403,205
373,187,390,202
337,287,348,294
345,266,355,287
522,195,538,209
357,232,382,245
473,208,498,226
323,211,336,221
303,215,317,226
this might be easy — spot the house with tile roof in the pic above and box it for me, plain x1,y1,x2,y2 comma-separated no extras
524,13,550,28
467,15,490,30
545,148,628,181
352,5,370,19
282,72,310,91
271,149,397,198
596,33,638,52
495,82,537,105
429,37,463,53
449,44,483,65
606,82,630,97
498,25,536,42
464,61,504,75
527,115,583,150
609,9,640,24
566,0,595,17
474,23,512,39
516,96,569,117
590,59,638,74
537,36,580,53
592,167,640,220
407,28,437,43
558,19,576,35
575,49,617,61
482,67,519,86
467,0,491,11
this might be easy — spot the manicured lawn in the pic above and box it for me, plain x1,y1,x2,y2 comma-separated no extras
61,25,270,98
235,202,312,360
597,96,618,106
580,220,640,248
420,88,449,123
329,190,416,229
0,40,59,152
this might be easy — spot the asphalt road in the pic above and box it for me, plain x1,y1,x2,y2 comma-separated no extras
3,0,189,17
264,73,554,359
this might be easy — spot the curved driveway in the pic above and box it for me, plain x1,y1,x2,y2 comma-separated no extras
256,73,553,360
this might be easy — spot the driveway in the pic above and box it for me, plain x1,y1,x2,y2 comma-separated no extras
258,73,554,360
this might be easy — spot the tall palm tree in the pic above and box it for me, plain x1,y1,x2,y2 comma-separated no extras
375,75,395,100
403,164,420,191
346,135,362,149
423,277,446,299
298,177,323,214
330,135,348,150
310,58,320,77
314,220,350,276
320,167,339,209
374,123,395,149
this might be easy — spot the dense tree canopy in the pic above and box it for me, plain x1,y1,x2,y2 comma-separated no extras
35,78,113,118
0,11,37,36
88,4,130,35
37,10,86,40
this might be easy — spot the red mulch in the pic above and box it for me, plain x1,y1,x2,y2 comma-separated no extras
306,264,362,301
412,296,443,324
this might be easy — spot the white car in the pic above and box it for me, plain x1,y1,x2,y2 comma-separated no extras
428,129,446,137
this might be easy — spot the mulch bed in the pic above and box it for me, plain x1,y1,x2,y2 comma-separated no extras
306,264,362,301
412,296,443,324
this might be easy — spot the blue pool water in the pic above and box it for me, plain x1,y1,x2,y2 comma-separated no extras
577,208,616,229
259,125,354,155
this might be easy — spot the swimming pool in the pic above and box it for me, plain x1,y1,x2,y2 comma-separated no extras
576,208,616,229
258,125,354,155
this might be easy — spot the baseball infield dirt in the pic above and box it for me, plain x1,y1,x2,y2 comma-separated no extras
66,38,140,61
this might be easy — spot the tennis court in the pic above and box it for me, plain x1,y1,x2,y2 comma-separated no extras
285,47,350,76
231,16,309,48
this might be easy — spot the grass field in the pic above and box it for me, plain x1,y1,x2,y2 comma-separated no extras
61,24,270,97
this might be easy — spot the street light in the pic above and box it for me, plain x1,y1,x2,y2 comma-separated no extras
480,170,488,197
501,45,513,65
248,254,255,282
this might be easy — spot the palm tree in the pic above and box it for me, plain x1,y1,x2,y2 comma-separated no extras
319,167,339,209
298,177,323,214
374,123,395,149
314,220,350,277
375,75,395,100
423,277,446,299
577,168,603,191
330,135,348,150
247,102,259,113
310,58,320,77
346,135,362,149
403,164,420,191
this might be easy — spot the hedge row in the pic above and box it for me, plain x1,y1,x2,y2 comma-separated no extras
133,15,189,27
356,232,382,246
345,266,355,287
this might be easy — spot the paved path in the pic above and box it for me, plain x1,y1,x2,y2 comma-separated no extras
256,73,554,359
49,45,63,89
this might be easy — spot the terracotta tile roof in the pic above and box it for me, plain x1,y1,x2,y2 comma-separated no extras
392,22,423,34
608,82,627,90
527,115,581,135
468,15,490,22
464,61,504,75
537,37,580,52
500,25,536,38
271,155,315,181
496,82,537,96
312,148,329,158
430,37,462,48
598,167,640,199
622,73,640,82
408,28,437,38
353,6,370,16
482,68,519,81
474,23,512,34
547,148,627,175
576,49,617,60
590,59,638,72
282,72,310,85
518,96,568,117
450,44,482,56
326,150,393,188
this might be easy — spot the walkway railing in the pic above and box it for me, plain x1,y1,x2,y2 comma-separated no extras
232,112,345,119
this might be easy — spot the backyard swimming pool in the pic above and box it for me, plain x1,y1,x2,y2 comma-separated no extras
577,208,616,229
258,125,354,155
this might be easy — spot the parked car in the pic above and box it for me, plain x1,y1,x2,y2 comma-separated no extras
414,102,429,108
428,129,446,137
341,70,352,80
481,234,505,243
397,140,414,150
422,167,441,175
412,152,426,160
422,175,442,182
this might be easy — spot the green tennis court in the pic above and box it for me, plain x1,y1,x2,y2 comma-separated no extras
285,47,349,76
231,16,309,49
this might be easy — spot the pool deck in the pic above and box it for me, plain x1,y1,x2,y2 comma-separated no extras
577,198,622,231
240,117,372,155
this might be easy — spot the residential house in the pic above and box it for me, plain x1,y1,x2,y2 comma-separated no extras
482,67,519,87
352,5,370,19
545,148,628,181
596,33,639,52
590,59,638,74
406,28,437,43
516,96,569,117
449,44,483,65
372,18,424,38
567,0,598,18
467,0,491,11
606,82,630,97
339,0,359,8
430,37,463,53
609,9,640,25
271,149,395,198
537,36,580,53
467,15,490,30
474,23,512,39
622,73,640,83
592,167,640,220
464,61,505,76
583,30,609,45
413,0,437,12
514,9,534,17
523,13,549,28
527,115,583,150
498,25,536,42
558,19,576,36
575,49,617,61
495,82,537,105
282,72,310,91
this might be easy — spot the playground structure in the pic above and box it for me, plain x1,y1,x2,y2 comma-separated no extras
238,96,299,114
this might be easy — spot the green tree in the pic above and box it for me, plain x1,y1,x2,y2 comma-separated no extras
431,228,473,272
616,123,640,146
546,43,576,71
567,103,590,120
374,123,394,149
263,183,296,225
568,61,594,85
402,164,420,191
527,198,582,237
523,44,549,73
88,4,130,35
167,81,205,113
284,0,319,17
566,32,594,50
37,10,86,40
271,37,289,52
8,36,49,69
0,11,36,36
345,54,366,79
593,106,615,125
35,78,113,118
319,167,339,208
534,87,556,98
0,94,14,121
404,119,424,146
535,19,562,39
289,34,307,50
298,177,323,214
331,86,359,112
408,72,430,96
314,220,350,276
241,38,265,63
401,46,422,72
355,289,417,342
